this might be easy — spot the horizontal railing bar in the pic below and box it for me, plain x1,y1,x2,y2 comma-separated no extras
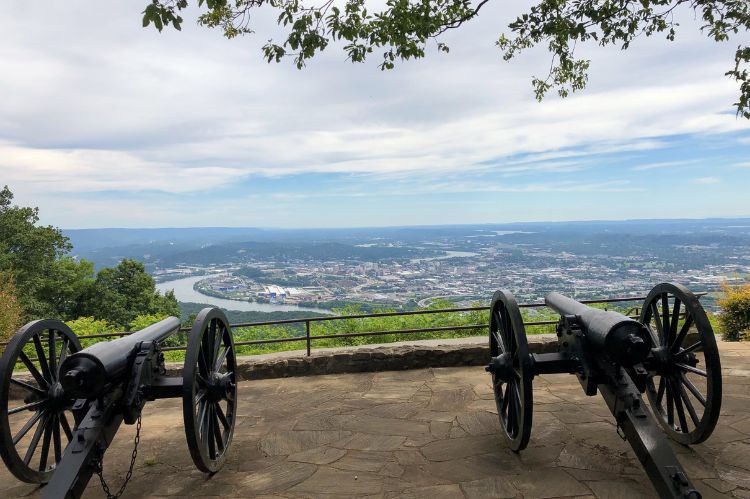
1,292,704,348
216,295,651,330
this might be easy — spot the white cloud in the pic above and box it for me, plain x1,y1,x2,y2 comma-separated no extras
0,1,748,226
693,177,720,184
631,160,701,171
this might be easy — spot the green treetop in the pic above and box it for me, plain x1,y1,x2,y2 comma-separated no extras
0,186,179,329
142,0,749,118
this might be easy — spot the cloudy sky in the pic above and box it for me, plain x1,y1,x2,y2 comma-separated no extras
1,1,749,229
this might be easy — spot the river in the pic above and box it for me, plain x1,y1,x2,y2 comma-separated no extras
412,250,478,262
155,275,331,314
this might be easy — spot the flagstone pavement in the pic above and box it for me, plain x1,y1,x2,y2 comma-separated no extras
2,341,749,498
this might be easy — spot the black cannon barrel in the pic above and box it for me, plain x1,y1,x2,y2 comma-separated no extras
59,317,181,398
545,292,651,365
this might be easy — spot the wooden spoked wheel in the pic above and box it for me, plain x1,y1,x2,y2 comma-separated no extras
489,290,533,452
183,307,237,473
0,320,81,483
640,283,722,445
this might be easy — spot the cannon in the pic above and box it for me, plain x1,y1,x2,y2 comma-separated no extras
0,307,237,498
486,283,721,499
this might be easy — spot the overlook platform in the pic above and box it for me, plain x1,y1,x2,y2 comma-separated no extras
2,340,749,499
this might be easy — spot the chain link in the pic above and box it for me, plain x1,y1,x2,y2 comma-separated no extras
97,415,141,499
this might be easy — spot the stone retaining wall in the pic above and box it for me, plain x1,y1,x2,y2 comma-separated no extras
165,334,562,381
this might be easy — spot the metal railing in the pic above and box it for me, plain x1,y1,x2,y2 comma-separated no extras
2,295,658,358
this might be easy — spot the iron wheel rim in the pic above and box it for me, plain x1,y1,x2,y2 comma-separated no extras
641,282,721,445
182,308,237,473
0,320,81,484
489,290,533,452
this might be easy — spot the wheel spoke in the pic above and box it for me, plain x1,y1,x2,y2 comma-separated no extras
197,400,208,437
194,389,207,406
512,382,522,433
650,302,664,344
197,347,209,379
59,412,73,442
13,410,44,445
32,334,52,382
215,403,229,430
671,314,694,351
670,378,689,432
215,346,230,372
53,414,62,464
19,351,49,389
500,382,510,417
212,404,224,452
506,383,515,434
39,417,52,471
492,331,507,354
206,404,216,459
655,377,666,408
48,330,57,382
199,402,210,456
675,342,703,357
208,320,218,366
10,377,45,395
675,363,707,377
676,381,700,427
9,399,46,416
669,298,681,348
645,325,660,349
665,382,674,426
58,337,70,373
213,326,223,366
661,294,671,344
501,309,511,354
680,373,707,407
24,413,47,465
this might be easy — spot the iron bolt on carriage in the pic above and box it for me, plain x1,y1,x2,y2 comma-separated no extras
486,283,721,499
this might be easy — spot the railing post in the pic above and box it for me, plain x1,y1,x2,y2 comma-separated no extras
306,320,311,356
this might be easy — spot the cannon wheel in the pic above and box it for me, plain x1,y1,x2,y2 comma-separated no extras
183,307,237,473
489,290,533,452
0,320,81,484
640,283,722,445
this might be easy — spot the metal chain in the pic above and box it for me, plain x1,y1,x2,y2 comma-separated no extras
97,416,141,499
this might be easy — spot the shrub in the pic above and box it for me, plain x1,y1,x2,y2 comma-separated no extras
717,282,750,342
0,272,22,344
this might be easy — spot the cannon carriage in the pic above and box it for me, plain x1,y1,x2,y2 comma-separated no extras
0,282,724,499
486,282,721,499
0,307,237,498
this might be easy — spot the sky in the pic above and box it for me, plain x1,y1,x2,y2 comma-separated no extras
1,1,749,229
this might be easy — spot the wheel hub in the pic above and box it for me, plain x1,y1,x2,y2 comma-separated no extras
486,353,515,383
205,372,233,402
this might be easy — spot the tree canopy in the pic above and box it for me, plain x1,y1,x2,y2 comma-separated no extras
0,186,91,318
0,186,178,329
82,259,180,328
142,0,749,118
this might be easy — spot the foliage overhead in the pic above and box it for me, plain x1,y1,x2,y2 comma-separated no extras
143,0,749,118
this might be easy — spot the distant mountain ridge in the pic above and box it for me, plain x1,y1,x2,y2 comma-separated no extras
63,218,750,271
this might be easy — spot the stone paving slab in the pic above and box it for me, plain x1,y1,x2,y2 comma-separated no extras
2,341,748,498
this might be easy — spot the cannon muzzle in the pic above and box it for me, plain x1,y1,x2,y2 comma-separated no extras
59,316,181,398
545,292,650,365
